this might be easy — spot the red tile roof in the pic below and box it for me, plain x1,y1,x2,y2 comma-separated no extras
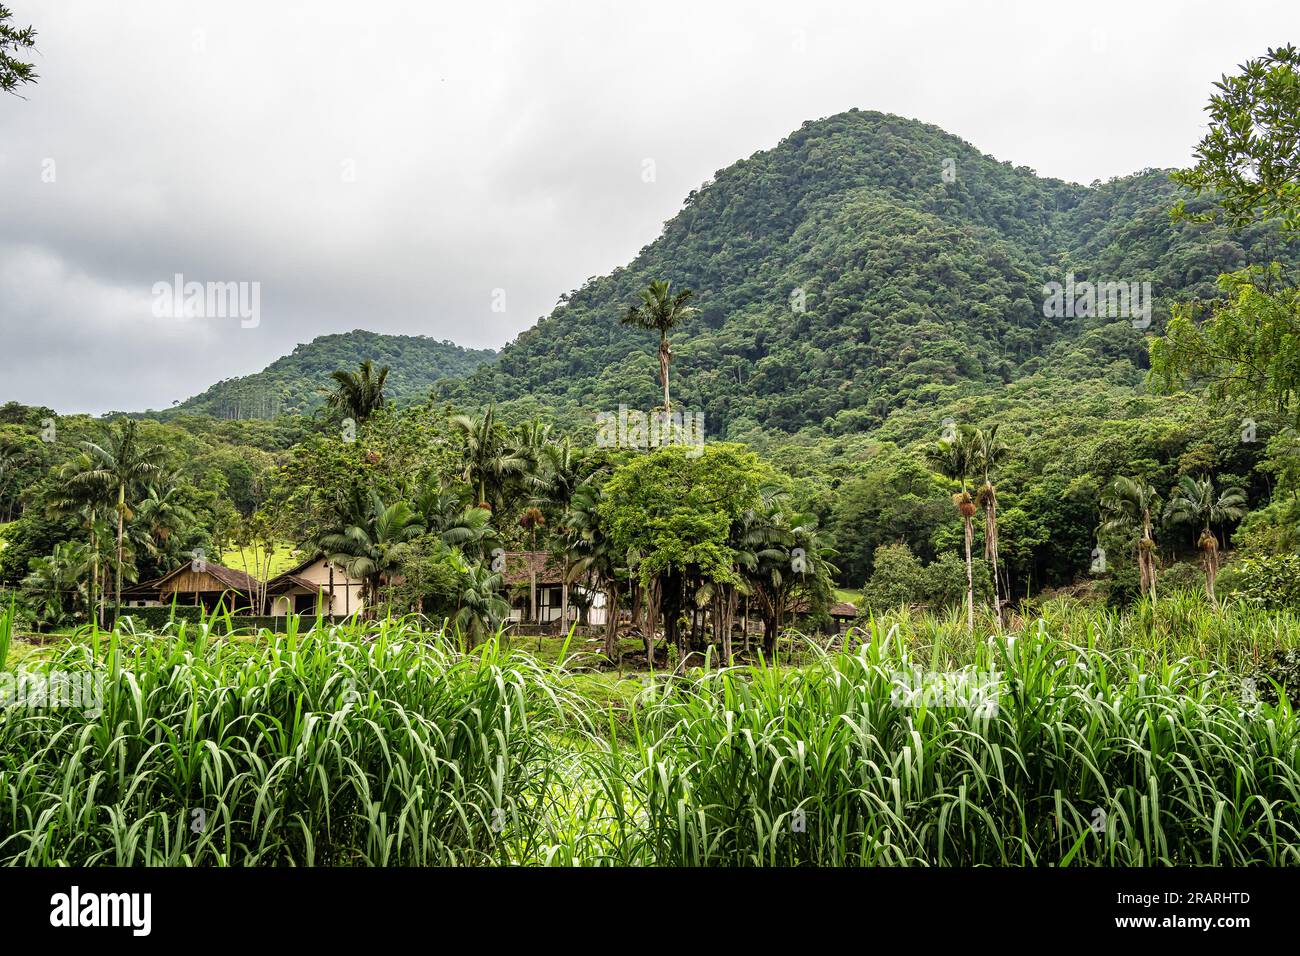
501,551,565,587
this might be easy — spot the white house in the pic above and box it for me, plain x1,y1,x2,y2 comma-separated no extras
502,551,606,627
267,556,367,618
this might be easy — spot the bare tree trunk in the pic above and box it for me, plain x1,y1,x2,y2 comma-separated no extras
529,568,537,624
560,574,569,633
603,582,620,660
1143,511,1158,602
964,515,974,638
720,588,736,663
88,526,100,629
643,582,659,668
114,484,125,626
742,596,750,654
659,335,671,411
985,488,1002,627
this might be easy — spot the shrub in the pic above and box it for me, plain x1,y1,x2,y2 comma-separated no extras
1157,560,1205,594
860,542,926,610
1220,553,1300,609
1252,647,1300,708
922,552,992,610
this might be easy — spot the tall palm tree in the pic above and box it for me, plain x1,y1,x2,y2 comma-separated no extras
48,453,116,628
318,491,425,614
563,481,622,659
64,419,166,621
926,424,979,636
621,279,698,412
450,405,528,510
326,359,389,423
1163,475,1248,604
1100,476,1163,600
972,425,1011,626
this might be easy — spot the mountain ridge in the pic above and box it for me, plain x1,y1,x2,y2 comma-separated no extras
156,330,496,419
437,109,1296,434
147,110,1298,429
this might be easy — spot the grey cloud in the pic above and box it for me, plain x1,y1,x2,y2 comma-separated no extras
1,0,1293,413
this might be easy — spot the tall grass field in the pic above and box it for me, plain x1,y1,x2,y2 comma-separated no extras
1,596,1298,866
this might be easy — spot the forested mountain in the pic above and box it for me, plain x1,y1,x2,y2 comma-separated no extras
160,331,496,419
439,110,1297,434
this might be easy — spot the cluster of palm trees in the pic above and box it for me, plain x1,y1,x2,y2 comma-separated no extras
313,387,838,662
312,406,596,639
925,423,1010,635
28,419,199,627
1101,473,1247,603
561,478,835,665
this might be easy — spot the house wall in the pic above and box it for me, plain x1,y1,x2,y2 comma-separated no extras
269,559,366,617
507,584,606,626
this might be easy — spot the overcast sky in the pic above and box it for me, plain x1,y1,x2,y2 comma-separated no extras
2,0,1296,414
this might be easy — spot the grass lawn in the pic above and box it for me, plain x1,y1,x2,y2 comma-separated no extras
220,541,302,578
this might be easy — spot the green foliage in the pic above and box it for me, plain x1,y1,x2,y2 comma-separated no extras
860,543,992,612
0,623,577,864
1220,553,1300,610
167,331,494,418
0,4,37,96
859,542,926,609
3,593,1300,866
1233,496,1300,556
1151,265,1300,426
1172,44,1300,236
600,444,767,587
115,604,205,630
923,552,993,610
325,358,389,423
584,615,1300,865
441,111,1290,435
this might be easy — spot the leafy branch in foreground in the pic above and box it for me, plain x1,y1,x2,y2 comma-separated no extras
0,5,37,97
1172,43,1300,236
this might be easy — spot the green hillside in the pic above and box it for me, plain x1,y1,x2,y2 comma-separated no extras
163,330,496,419
439,110,1297,434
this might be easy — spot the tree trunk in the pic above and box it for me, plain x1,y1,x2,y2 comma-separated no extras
985,487,1002,627
742,596,750,653
560,574,569,633
643,583,659,669
113,483,125,626
529,567,537,625
603,582,620,660
963,515,974,637
720,588,736,663
659,334,671,411
88,526,100,629
1143,510,1158,602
